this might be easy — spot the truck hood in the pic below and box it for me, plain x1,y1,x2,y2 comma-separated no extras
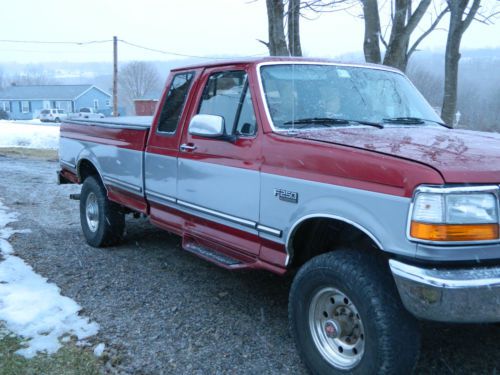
294,125,500,183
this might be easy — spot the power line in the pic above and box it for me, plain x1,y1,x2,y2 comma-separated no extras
118,39,227,60
0,39,112,45
0,38,268,60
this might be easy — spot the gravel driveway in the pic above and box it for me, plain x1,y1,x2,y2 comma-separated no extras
0,153,498,374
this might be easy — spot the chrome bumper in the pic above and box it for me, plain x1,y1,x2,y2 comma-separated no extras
389,259,500,323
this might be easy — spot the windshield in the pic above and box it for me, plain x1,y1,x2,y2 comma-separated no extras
259,64,442,130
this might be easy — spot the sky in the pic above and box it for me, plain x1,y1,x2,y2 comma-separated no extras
0,0,499,64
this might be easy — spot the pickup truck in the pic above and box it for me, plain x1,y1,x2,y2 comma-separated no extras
58,57,500,375
75,107,105,119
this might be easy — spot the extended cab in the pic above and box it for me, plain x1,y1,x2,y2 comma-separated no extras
58,58,500,374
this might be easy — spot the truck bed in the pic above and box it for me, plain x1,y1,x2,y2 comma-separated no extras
59,116,151,213
65,116,153,129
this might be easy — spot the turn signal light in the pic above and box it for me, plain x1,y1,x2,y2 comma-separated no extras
410,222,499,242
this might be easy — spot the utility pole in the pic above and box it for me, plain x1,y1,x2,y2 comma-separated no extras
113,36,118,117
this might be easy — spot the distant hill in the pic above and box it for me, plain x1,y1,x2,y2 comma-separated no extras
1,49,498,129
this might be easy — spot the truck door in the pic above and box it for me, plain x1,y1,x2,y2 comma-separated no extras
144,70,199,234
177,66,262,255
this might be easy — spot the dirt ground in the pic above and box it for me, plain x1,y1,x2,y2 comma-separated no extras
0,151,498,374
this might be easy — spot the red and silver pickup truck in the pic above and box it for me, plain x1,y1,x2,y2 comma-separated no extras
58,58,500,374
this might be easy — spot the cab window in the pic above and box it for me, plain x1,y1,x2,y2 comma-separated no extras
157,71,194,133
198,70,257,136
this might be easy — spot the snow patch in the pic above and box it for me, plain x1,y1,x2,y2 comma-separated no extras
0,121,59,150
93,342,105,357
0,200,99,358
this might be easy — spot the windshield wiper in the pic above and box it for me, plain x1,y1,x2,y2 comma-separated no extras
283,117,383,129
383,117,450,128
283,117,350,127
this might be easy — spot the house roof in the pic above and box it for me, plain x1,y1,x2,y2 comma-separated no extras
0,84,111,100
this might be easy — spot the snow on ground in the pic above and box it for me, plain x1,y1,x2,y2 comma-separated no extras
0,120,59,150
0,200,98,358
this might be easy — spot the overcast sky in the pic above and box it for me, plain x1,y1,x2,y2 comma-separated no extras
1,0,499,64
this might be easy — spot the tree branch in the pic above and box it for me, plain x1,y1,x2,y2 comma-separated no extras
408,5,449,58
404,0,432,38
461,0,482,32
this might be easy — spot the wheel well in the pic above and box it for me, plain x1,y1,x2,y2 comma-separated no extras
78,159,100,183
288,217,382,268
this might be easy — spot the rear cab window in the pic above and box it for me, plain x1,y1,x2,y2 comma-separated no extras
157,72,195,134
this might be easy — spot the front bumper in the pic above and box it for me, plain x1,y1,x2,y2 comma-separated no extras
389,259,500,323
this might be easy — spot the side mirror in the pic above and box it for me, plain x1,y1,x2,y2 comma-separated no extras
188,114,225,138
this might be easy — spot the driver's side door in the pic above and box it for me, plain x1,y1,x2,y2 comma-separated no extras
177,67,262,256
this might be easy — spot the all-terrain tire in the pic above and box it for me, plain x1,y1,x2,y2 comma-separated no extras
289,249,420,375
80,176,125,247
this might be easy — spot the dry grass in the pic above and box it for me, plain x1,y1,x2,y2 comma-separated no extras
0,325,102,375
0,148,58,161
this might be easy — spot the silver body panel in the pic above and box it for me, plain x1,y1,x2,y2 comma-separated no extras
60,137,144,195
260,173,413,255
177,158,261,223
145,153,178,202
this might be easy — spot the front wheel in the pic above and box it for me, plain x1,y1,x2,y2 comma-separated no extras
289,250,420,375
80,176,125,247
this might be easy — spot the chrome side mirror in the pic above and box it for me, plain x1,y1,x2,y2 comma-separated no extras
188,114,225,138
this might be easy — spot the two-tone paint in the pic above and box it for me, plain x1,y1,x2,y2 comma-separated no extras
59,58,500,275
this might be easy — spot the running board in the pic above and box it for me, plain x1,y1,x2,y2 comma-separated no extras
184,241,242,266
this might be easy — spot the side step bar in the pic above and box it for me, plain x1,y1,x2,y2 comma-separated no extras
184,241,243,267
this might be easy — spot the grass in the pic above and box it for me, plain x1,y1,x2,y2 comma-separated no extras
0,147,58,161
0,325,102,375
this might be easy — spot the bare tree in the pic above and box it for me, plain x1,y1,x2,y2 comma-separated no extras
263,0,290,55
441,0,481,125
12,65,56,85
288,0,303,56
361,0,382,63
119,61,161,110
293,0,448,71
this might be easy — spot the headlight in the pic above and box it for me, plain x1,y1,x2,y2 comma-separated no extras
409,186,499,243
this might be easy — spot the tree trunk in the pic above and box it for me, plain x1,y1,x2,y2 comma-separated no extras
441,0,481,126
266,0,289,56
441,21,463,125
361,0,382,63
383,0,409,70
382,0,431,71
288,0,302,56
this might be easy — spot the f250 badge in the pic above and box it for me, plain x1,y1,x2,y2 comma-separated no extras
274,189,299,203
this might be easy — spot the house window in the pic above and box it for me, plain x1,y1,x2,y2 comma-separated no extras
105,99,111,107
21,101,30,113
93,99,99,110
43,101,51,109
1,101,9,112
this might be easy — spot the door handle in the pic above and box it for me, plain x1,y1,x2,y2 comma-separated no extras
180,143,197,152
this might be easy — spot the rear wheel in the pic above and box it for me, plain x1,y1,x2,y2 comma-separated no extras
80,176,125,247
289,249,420,375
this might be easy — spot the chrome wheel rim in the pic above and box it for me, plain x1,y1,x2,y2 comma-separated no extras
308,287,365,369
85,192,99,232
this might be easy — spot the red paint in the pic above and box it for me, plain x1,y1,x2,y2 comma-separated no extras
107,186,148,214
60,169,79,184
61,122,148,151
295,127,500,184
60,57,500,274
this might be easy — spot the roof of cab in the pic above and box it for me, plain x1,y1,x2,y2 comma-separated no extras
170,57,402,73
